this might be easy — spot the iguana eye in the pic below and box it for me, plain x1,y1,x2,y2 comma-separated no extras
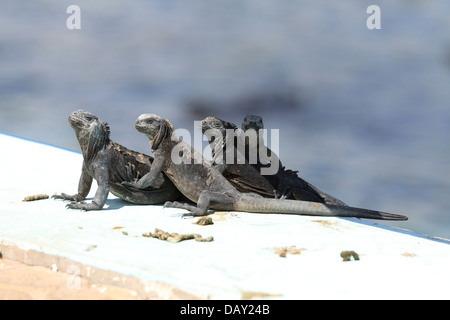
146,119,154,124
85,115,93,121
212,122,222,128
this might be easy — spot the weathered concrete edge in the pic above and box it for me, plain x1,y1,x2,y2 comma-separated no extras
0,241,214,300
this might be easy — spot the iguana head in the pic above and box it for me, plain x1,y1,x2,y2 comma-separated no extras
201,116,237,140
69,110,111,160
241,115,264,131
201,116,239,160
135,114,174,151
69,110,110,135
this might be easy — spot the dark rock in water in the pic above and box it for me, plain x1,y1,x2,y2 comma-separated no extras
185,87,303,119
234,88,302,114
186,98,223,119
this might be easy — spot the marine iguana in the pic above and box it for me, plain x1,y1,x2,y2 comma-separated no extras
200,116,277,198
203,115,345,204
53,110,180,210
122,113,407,220
241,115,347,206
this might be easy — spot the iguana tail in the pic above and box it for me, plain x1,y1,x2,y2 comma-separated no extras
235,196,408,221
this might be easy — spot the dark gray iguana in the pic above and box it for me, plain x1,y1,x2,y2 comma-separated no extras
203,115,345,205
121,113,407,220
201,116,277,198
241,115,348,206
53,110,181,210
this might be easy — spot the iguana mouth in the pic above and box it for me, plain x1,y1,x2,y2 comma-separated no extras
201,124,223,145
200,122,209,133
135,115,154,134
135,122,148,133
69,114,86,128
69,110,95,129
200,121,212,132
243,124,259,131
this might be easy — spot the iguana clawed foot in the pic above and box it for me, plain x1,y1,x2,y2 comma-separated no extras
53,193,101,211
52,193,82,202
164,201,209,217
65,201,102,211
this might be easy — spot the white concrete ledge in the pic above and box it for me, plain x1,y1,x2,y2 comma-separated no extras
1,133,450,299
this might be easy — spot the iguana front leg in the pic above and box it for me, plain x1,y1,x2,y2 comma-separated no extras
66,164,110,211
121,156,164,190
53,164,92,202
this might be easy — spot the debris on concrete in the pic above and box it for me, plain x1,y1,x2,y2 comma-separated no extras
194,216,214,226
340,250,360,261
142,228,213,243
23,194,49,202
273,246,303,258
85,245,97,252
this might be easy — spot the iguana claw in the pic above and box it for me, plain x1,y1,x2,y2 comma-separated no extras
65,201,101,211
164,201,189,210
164,201,207,217
53,193,80,201
66,201,86,210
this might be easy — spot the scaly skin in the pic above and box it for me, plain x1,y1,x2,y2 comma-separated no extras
122,113,407,221
241,115,347,206
201,116,276,198
53,110,180,210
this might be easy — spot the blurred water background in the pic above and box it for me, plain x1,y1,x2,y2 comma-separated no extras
1,1,449,238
